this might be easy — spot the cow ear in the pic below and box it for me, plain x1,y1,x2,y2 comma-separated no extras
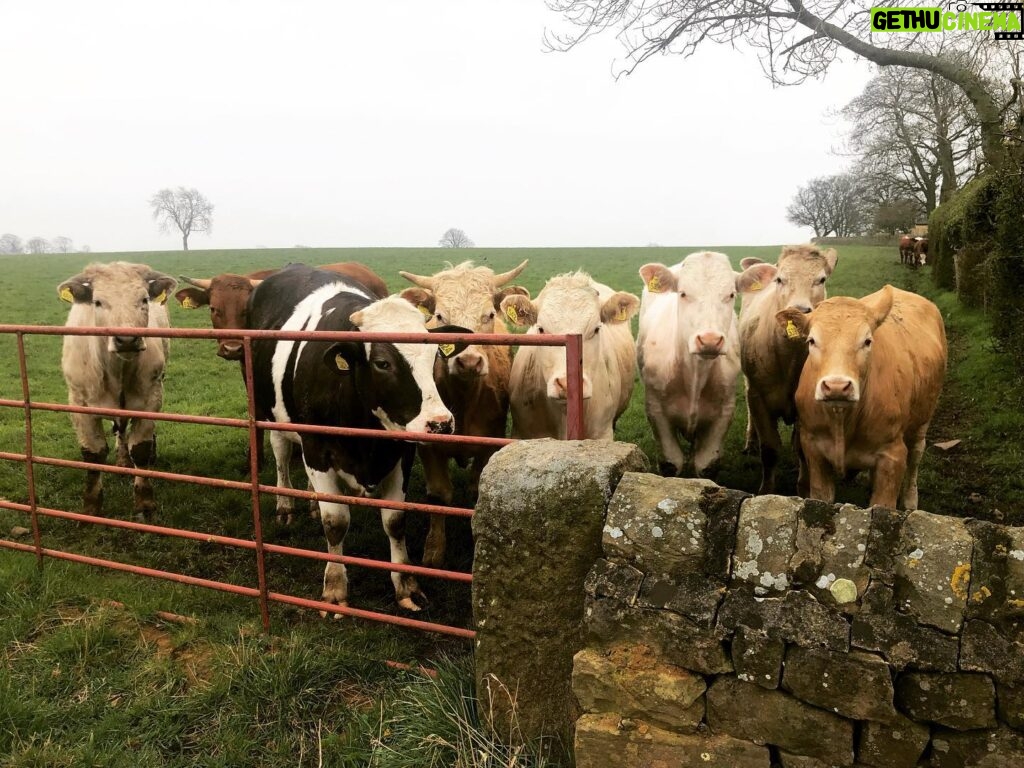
862,285,894,330
499,294,537,328
493,285,529,312
639,264,674,294
737,263,777,294
399,287,435,320
323,342,364,376
822,248,839,275
775,308,810,340
144,272,177,304
58,275,92,304
601,292,640,324
739,257,764,271
174,287,209,309
428,325,471,359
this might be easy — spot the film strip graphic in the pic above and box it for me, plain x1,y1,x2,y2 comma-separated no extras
973,2,1024,39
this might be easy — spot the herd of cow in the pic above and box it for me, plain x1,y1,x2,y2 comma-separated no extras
53,246,947,611
899,234,929,267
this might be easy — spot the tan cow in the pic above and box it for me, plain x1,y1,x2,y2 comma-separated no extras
777,286,947,509
58,262,177,519
502,272,639,440
398,260,528,566
737,245,839,494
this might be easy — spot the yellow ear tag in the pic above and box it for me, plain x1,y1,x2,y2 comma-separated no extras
417,305,431,318
438,343,456,358
60,286,74,303
181,296,197,309
750,281,763,292
616,307,629,322
505,304,519,324
154,290,167,305
647,275,661,292
335,354,349,371
786,320,800,339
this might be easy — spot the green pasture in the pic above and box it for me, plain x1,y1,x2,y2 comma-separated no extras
1,244,1022,766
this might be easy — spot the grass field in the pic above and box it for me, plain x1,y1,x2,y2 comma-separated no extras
2,244,1023,766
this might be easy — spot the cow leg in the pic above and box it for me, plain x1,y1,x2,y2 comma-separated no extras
70,410,108,516
114,418,131,468
379,461,426,611
793,423,810,498
693,398,735,479
305,467,351,614
645,395,684,477
419,446,452,569
127,417,157,520
742,381,758,455
269,430,297,525
803,442,837,504
899,427,929,510
749,393,782,494
870,442,908,510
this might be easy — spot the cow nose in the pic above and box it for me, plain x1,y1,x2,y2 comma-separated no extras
218,341,243,360
113,335,143,352
696,332,725,356
454,352,484,376
553,376,568,399
819,376,855,401
426,416,454,434
794,304,812,315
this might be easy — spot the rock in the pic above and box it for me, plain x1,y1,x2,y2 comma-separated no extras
893,511,973,634
852,582,959,672
782,646,897,722
717,589,850,652
732,494,802,594
960,619,1024,683
473,439,648,755
997,681,1024,731
929,727,1024,767
706,677,854,764
572,645,705,733
732,624,785,689
777,751,849,768
701,486,749,578
584,558,644,604
865,507,909,575
586,595,733,675
791,502,872,606
857,714,930,768
574,713,771,768
965,520,1024,624
635,573,726,627
602,473,716,577
895,672,997,731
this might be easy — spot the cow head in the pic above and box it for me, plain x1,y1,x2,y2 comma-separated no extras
737,245,838,316
776,286,895,406
59,262,177,356
398,260,529,380
323,296,456,435
501,271,639,402
639,251,738,358
174,274,263,360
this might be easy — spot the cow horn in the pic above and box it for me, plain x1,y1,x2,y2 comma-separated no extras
180,276,212,290
399,270,435,289
492,259,529,286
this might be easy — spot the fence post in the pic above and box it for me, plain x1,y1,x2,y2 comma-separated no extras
472,438,648,758
16,332,43,567
564,334,584,440
242,337,271,633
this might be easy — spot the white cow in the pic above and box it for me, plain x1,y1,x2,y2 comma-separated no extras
59,262,177,519
501,272,639,440
637,252,742,477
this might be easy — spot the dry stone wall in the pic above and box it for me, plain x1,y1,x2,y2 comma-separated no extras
573,471,1024,768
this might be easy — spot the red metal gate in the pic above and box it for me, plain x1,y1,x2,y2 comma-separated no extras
0,324,585,640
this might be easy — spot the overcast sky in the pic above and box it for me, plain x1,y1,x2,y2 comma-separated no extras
2,1,875,252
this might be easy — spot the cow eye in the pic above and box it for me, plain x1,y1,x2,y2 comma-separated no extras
775,277,784,285
817,277,826,285
808,338,816,347
536,327,545,334
435,313,444,322
864,338,872,348
373,359,391,371
93,300,101,308
141,296,149,305
679,292,687,299
726,292,736,302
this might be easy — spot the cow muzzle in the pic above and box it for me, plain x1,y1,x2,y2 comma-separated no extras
548,374,593,401
110,335,145,354
693,332,726,358
451,350,486,378
816,375,858,404
217,341,244,361
426,416,455,435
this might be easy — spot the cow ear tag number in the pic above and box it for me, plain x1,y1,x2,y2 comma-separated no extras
616,307,630,322
60,287,74,303
750,281,763,292
181,296,198,309
335,354,350,372
438,343,456,359
505,304,519,324
647,275,664,292
418,305,431,318
786,320,800,339
154,290,168,305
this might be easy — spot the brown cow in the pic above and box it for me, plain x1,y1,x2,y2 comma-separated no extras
898,236,916,266
777,286,946,509
398,260,528,567
913,237,929,267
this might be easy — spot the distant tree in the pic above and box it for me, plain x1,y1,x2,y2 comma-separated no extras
871,199,922,235
0,233,23,254
149,187,214,251
79,244,92,253
439,228,474,248
787,174,867,238
26,237,51,254
53,236,74,253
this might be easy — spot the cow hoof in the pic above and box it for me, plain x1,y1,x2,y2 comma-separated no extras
659,461,680,478
318,600,349,619
698,460,721,481
397,594,426,612
276,512,294,526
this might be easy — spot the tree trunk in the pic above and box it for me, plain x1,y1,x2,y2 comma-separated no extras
182,232,189,251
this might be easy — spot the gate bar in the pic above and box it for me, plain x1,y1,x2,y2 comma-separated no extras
243,337,271,632
565,333,585,441
16,333,42,567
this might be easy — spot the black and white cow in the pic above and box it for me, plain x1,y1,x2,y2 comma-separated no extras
249,264,460,612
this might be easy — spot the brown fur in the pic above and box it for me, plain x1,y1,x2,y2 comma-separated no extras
781,286,947,509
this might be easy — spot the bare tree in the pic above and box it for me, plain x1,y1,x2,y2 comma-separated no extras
439,228,474,248
53,236,74,253
149,187,214,251
546,1,1015,168
0,234,23,254
787,173,867,238
26,237,51,254
79,245,92,253
872,198,920,235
